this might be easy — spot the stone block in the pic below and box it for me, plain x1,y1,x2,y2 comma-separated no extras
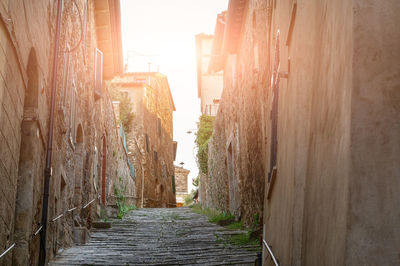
73,227,89,245
92,221,112,229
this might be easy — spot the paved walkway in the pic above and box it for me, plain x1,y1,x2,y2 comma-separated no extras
49,207,260,265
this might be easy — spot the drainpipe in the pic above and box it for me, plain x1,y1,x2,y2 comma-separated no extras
141,164,144,208
39,0,63,265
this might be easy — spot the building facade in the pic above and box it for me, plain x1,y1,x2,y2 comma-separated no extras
195,33,223,116
108,72,177,208
204,0,400,265
174,166,189,207
0,0,134,265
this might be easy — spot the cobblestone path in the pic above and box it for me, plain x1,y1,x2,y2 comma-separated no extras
49,207,260,265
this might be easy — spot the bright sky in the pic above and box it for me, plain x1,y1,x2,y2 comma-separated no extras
120,0,228,192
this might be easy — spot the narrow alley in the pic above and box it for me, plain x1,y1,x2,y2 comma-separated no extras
49,208,259,265
0,0,399,265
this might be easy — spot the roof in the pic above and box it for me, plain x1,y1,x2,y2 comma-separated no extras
209,11,227,73
94,0,123,79
174,165,190,174
114,72,176,111
223,0,248,53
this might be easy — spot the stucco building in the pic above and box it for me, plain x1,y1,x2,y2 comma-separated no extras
108,72,177,208
0,0,135,265
195,33,223,116
205,0,400,265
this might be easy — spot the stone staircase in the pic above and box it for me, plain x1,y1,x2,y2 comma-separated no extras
49,207,260,265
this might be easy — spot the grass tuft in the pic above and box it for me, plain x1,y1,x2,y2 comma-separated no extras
229,232,260,247
227,221,244,230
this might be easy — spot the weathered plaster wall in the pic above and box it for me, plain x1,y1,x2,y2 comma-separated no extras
346,1,400,264
260,0,400,265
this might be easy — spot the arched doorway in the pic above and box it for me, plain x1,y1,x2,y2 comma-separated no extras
13,49,43,265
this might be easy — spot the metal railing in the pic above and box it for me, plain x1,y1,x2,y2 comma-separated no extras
50,198,96,223
33,225,43,236
263,239,279,266
0,243,15,259
0,197,98,261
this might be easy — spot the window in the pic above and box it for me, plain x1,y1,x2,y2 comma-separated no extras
153,150,158,161
94,48,103,100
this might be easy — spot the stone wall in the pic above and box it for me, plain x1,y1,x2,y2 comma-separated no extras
206,0,399,264
0,1,130,264
254,0,400,265
174,166,189,194
205,0,267,225
174,166,189,206
107,73,177,208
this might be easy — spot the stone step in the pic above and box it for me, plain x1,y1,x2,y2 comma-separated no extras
49,207,260,265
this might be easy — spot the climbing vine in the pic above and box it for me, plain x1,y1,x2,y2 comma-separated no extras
109,85,136,133
195,115,215,174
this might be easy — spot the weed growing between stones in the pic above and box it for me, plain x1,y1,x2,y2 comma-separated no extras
114,178,137,219
227,221,244,230
229,232,260,247
190,203,234,224
190,204,261,248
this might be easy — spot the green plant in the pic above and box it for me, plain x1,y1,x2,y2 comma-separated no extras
190,203,234,225
192,176,199,188
109,85,135,133
184,190,197,206
229,232,260,247
114,179,137,219
253,213,260,226
227,221,244,230
195,115,215,174
100,209,109,222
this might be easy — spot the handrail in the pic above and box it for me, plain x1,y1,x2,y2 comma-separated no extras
52,214,63,222
263,239,279,266
51,197,96,221
83,199,96,209
0,243,15,259
34,225,43,236
67,207,77,212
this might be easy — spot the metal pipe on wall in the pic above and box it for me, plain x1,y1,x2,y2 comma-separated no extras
39,0,63,265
